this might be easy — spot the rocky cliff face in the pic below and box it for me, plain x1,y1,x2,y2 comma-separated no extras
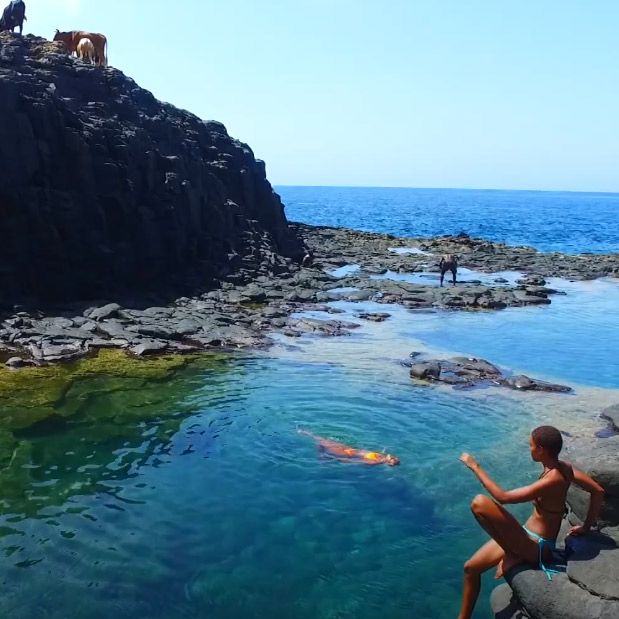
0,33,304,306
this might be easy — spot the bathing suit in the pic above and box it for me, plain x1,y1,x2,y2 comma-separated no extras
534,468,570,518
522,526,562,581
523,466,571,580
363,452,381,462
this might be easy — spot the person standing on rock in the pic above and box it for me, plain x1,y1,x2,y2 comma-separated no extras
439,254,458,286
456,425,604,619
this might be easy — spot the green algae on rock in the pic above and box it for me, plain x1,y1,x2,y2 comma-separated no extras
0,349,235,516
0,350,206,431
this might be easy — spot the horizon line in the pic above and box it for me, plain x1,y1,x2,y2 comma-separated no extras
273,184,619,196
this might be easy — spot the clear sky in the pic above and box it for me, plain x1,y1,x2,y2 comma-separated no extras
25,1,619,191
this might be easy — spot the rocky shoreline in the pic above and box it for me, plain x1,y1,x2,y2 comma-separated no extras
2,223,619,368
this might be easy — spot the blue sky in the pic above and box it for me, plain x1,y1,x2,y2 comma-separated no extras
27,1,619,191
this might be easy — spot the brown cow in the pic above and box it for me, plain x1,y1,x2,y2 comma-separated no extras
53,29,107,66
76,37,95,64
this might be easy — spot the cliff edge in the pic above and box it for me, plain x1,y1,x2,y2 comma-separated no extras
0,33,304,305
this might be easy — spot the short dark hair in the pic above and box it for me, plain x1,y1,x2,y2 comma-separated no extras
532,425,563,457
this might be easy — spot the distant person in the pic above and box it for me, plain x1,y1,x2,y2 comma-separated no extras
439,254,458,286
0,0,27,35
301,249,314,267
298,429,400,466
457,425,604,619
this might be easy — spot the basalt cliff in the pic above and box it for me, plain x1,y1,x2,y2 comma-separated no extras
0,33,304,306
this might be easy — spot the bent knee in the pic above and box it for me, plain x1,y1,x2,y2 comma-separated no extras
463,558,481,575
470,494,492,515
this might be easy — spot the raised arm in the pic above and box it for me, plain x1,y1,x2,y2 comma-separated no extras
570,466,605,535
459,453,557,505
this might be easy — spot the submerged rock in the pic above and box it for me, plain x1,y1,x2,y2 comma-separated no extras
355,312,391,322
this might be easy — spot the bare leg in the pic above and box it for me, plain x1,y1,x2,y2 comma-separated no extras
458,539,503,619
452,268,457,285
470,495,539,576
440,269,445,287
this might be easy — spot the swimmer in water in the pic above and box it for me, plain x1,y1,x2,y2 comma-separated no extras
298,429,400,466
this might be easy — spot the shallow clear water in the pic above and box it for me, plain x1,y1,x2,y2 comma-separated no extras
0,337,539,619
278,186,619,254
389,276,619,389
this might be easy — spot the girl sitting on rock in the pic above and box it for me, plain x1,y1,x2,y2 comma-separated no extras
457,425,604,619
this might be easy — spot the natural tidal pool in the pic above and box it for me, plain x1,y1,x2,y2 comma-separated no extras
0,279,618,619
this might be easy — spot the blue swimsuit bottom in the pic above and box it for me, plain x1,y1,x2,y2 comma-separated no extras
522,525,562,581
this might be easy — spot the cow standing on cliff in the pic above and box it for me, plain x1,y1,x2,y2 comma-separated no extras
53,29,108,66
0,0,27,35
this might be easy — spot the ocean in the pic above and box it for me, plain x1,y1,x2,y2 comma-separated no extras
1,187,617,619
278,186,619,254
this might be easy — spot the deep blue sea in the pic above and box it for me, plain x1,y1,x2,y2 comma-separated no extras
1,187,618,619
278,186,619,254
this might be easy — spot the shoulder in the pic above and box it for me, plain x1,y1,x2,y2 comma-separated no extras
557,461,575,481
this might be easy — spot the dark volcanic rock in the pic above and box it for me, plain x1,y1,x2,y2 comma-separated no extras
355,312,391,322
501,375,573,393
490,583,530,618
0,33,304,304
506,565,619,619
293,224,619,282
566,436,619,528
407,354,573,394
409,362,441,380
601,404,619,432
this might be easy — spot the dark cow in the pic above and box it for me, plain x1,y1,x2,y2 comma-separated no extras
439,254,458,287
0,0,26,35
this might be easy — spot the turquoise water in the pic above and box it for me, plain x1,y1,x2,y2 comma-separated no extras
278,186,619,254
0,344,539,619
366,274,619,389
1,285,618,618
2,187,618,618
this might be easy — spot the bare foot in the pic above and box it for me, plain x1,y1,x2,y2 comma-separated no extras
495,553,522,579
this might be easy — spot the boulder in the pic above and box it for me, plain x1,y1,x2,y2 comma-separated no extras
502,375,572,393
566,533,619,600
506,565,619,619
409,362,441,380
490,583,530,618
355,312,391,322
566,436,619,528
86,303,122,322
601,404,619,432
